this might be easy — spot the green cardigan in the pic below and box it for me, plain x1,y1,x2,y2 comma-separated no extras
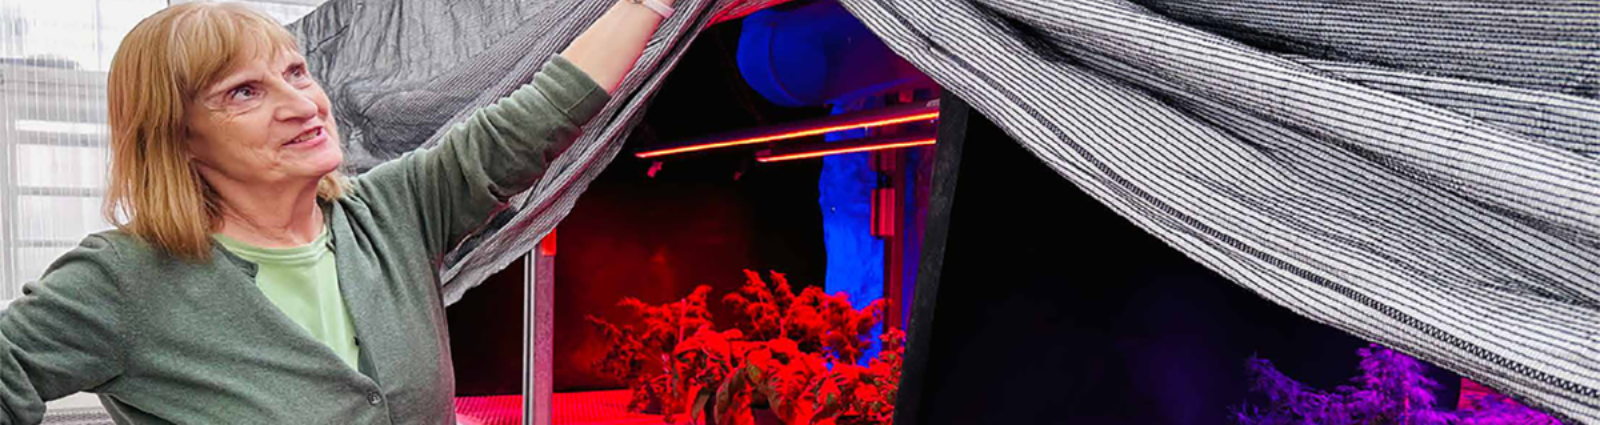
0,56,608,425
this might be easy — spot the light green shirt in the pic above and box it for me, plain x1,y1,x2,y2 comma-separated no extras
214,227,360,370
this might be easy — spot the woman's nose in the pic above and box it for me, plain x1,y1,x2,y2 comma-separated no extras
275,85,321,121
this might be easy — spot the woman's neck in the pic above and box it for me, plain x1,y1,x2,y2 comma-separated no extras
213,179,325,248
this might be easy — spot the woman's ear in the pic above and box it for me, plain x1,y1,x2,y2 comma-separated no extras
180,131,198,162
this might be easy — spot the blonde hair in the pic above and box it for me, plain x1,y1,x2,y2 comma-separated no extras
104,2,346,261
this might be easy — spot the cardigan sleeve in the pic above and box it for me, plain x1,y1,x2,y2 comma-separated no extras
0,235,127,425
348,55,610,257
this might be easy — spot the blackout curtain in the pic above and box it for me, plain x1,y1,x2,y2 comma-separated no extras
292,0,1599,421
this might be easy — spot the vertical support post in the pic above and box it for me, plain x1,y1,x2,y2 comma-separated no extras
1,109,16,299
878,149,905,332
893,92,969,425
523,231,557,425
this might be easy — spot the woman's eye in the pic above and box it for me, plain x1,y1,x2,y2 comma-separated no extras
286,65,310,83
227,85,261,101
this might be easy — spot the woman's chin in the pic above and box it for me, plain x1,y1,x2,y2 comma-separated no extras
312,158,344,176
298,150,345,179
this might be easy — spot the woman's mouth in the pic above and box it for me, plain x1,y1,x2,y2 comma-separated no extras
285,127,325,147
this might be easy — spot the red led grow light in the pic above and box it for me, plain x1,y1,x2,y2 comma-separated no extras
634,101,939,159
755,132,937,163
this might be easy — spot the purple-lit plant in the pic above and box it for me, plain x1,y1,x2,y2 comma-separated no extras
1235,344,1560,425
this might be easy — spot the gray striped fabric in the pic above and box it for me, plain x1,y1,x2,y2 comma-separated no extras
295,0,1598,421
833,0,1598,421
288,0,789,305
430,0,795,305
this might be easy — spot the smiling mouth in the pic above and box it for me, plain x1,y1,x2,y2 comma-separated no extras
286,127,323,146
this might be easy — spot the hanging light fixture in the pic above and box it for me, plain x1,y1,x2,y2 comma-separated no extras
754,131,936,163
633,100,938,159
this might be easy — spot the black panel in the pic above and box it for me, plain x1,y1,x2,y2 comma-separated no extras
899,102,1458,424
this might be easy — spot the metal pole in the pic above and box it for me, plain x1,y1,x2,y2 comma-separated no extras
522,238,555,425
1,120,14,300
522,252,535,425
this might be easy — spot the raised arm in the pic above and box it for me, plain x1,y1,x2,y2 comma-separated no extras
349,0,675,255
562,0,679,94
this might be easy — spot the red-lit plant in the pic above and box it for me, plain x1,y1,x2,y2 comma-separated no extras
824,328,904,425
723,270,885,365
589,270,901,425
709,329,905,425
585,285,716,416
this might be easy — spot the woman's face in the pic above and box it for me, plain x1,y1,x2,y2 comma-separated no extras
185,47,341,192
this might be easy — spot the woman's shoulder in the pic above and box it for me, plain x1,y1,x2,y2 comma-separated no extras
62,230,199,272
25,231,145,297
44,230,233,298
77,229,143,258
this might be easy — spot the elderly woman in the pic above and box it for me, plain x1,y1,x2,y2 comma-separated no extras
0,0,675,423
